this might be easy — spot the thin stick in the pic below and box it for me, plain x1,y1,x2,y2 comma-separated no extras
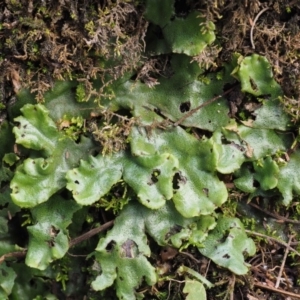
275,235,294,289
69,220,114,247
249,202,300,225
0,221,114,264
229,274,235,300
204,259,211,278
180,251,201,263
245,230,300,256
253,282,300,299
173,87,234,126
0,251,26,264
250,7,269,49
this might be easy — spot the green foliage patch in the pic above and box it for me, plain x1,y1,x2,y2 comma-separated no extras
1,1,299,299
0,263,17,299
3,52,294,300
10,104,94,208
26,196,80,270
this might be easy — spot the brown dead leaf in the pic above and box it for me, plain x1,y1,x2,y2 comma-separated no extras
58,120,71,130
241,119,254,127
245,143,254,158
10,69,21,93
160,246,178,262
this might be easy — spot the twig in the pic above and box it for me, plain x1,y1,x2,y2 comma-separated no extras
166,281,172,300
275,235,294,289
229,274,235,300
69,220,114,247
173,87,235,126
250,7,269,49
0,251,27,264
245,230,300,257
180,251,201,263
204,259,211,278
0,221,115,265
253,282,300,299
249,202,300,225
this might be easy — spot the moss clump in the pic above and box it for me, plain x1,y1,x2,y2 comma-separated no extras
0,0,147,100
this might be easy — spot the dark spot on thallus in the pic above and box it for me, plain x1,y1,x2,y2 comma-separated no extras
75,180,79,184
179,101,191,113
48,240,55,247
202,188,209,197
106,241,115,252
249,77,258,91
148,169,161,185
223,253,230,259
173,173,181,189
21,134,25,137
218,236,227,244
172,172,187,189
